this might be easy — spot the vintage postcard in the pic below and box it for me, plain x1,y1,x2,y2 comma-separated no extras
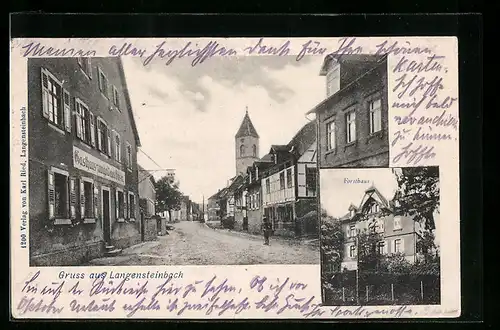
10,36,459,319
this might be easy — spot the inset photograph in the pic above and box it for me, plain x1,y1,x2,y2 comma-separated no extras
320,167,440,306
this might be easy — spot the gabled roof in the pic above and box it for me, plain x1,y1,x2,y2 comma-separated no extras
270,145,289,153
359,185,390,210
259,153,274,163
340,185,392,222
235,111,259,138
287,121,317,158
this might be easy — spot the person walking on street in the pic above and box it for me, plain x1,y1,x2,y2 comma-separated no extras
262,216,272,245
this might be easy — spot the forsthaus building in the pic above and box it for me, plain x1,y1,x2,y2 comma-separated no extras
308,54,389,168
28,57,142,266
339,186,424,271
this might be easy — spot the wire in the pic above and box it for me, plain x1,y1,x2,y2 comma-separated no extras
138,148,164,171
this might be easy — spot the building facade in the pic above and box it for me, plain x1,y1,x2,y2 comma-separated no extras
309,54,389,168
28,57,141,266
260,121,319,237
138,165,156,217
241,156,274,234
339,186,424,271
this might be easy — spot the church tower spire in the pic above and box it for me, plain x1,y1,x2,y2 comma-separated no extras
235,106,259,175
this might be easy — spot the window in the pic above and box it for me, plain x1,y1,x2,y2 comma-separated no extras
112,85,120,109
81,179,94,218
41,68,64,128
252,145,257,157
346,111,356,143
52,172,68,218
98,68,108,97
349,245,356,258
77,57,92,78
394,239,402,253
249,171,252,183
326,121,336,150
97,119,111,155
350,209,355,217
286,168,293,188
265,179,270,194
114,131,121,162
326,64,340,97
393,216,402,230
240,145,245,157
116,190,125,220
279,172,285,190
371,203,379,213
369,99,382,134
129,193,136,220
75,100,95,146
349,225,356,237
375,219,385,233
126,143,133,169
377,241,386,254
256,192,260,208
306,167,317,196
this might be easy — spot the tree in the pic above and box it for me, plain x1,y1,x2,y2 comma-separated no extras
416,231,440,264
320,214,345,272
357,229,385,272
155,176,183,222
392,166,440,230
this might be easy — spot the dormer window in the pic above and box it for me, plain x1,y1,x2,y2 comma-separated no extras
350,209,355,217
326,63,340,97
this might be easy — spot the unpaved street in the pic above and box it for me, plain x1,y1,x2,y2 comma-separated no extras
88,221,319,266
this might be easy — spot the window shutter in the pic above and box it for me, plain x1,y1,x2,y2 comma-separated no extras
352,112,357,140
75,101,82,139
63,89,71,132
80,180,85,219
115,190,119,219
125,192,130,219
93,184,99,218
97,119,102,151
41,69,50,119
89,113,96,147
47,170,55,219
65,176,70,218
86,58,92,79
69,178,76,219
107,128,112,156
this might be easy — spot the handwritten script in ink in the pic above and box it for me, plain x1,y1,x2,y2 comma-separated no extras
374,39,459,166
16,270,424,318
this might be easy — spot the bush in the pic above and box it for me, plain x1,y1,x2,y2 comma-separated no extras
221,216,235,229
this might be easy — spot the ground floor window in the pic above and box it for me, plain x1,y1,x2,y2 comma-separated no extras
82,179,94,218
116,189,125,220
129,192,136,220
52,172,68,218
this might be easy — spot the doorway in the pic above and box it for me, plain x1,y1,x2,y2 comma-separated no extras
101,187,111,244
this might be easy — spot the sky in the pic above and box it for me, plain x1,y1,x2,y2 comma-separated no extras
122,55,325,204
320,168,440,246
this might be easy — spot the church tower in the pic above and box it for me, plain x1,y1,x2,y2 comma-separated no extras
235,107,259,175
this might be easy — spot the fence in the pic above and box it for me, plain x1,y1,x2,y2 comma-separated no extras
322,270,440,306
